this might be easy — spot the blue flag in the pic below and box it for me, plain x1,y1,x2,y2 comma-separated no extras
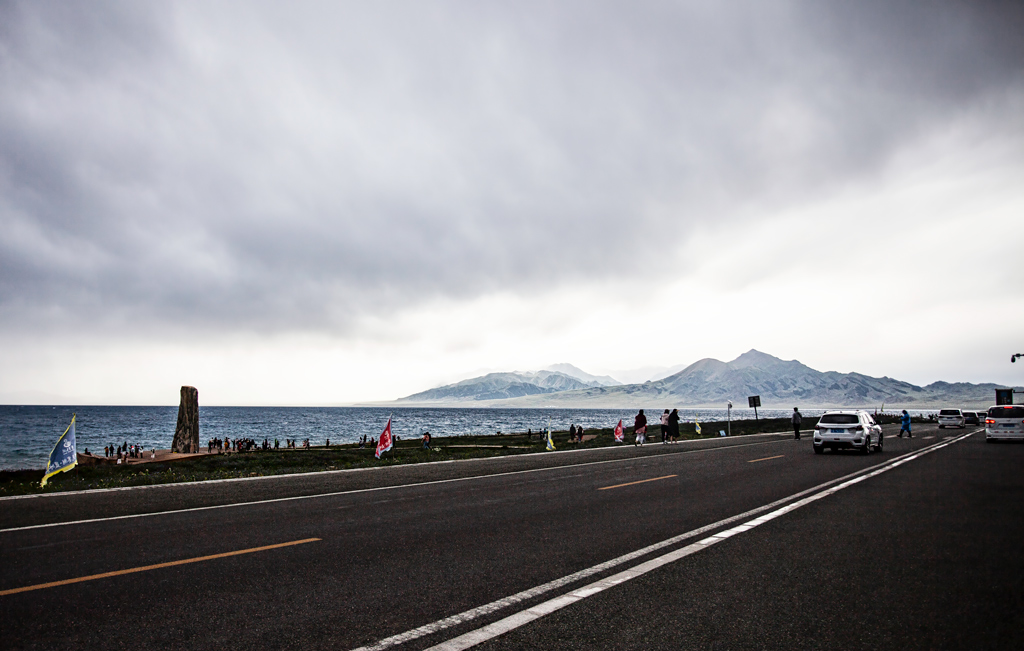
41,414,77,488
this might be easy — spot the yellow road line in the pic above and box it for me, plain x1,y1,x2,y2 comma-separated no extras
0,537,321,597
598,474,677,490
748,455,785,463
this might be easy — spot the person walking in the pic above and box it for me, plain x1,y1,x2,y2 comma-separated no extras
792,408,802,440
899,409,913,438
668,408,680,443
660,409,670,443
634,410,648,446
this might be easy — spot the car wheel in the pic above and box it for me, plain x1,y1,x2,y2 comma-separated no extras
876,434,883,453
814,445,823,454
860,440,870,455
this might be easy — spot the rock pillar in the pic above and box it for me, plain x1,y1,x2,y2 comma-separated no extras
172,386,200,453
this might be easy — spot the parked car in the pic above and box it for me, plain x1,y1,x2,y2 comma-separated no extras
985,405,1024,442
937,409,965,429
813,410,883,454
963,411,980,426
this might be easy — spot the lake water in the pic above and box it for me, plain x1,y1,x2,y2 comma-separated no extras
1,404,879,470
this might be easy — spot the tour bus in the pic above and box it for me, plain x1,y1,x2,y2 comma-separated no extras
985,405,1024,442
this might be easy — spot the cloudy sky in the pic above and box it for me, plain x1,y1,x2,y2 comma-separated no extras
1,0,1022,405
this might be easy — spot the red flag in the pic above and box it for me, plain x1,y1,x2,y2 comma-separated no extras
613,419,624,443
375,417,394,459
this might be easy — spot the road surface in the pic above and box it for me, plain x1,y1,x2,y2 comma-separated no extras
2,423,1020,650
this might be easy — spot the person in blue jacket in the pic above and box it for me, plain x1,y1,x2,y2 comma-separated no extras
899,410,913,438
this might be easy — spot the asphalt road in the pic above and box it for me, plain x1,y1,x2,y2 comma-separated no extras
2,423,1020,650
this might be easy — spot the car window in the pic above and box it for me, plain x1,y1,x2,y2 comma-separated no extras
820,414,859,425
939,410,961,416
989,406,1024,419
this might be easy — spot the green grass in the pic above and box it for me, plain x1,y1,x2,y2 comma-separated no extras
1,414,925,497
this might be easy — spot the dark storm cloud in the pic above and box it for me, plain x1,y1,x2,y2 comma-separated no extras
1,0,1022,334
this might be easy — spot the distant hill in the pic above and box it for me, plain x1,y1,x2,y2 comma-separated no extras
544,363,621,387
399,370,601,402
395,350,1000,408
652,349,931,406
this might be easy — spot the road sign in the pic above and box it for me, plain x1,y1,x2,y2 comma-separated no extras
996,389,1014,405
748,395,760,424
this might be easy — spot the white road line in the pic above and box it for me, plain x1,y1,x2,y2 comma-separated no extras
349,431,979,651
0,437,791,533
0,431,794,503
421,429,977,651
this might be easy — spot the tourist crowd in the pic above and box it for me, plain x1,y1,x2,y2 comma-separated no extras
103,441,149,460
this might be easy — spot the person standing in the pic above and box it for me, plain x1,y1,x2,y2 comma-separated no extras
899,410,913,438
668,408,680,443
634,410,647,446
792,408,802,440
660,410,670,443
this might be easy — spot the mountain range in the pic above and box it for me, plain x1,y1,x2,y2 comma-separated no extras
401,370,604,402
396,350,1000,408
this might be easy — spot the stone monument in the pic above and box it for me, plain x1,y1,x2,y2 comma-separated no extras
172,385,199,453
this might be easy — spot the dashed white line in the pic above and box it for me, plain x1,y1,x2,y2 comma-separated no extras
0,437,794,533
350,430,979,651
421,429,976,651
0,431,790,503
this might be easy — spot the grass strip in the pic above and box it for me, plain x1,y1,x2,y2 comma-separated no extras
1,415,917,497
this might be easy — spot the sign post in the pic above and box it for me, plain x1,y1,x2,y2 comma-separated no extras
726,401,732,437
997,388,1024,406
748,395,761,424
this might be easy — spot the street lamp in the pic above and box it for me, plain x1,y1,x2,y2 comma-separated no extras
727,401,732,437
1012,354,1023,363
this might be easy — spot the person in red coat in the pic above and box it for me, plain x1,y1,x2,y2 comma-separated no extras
634,410,648,446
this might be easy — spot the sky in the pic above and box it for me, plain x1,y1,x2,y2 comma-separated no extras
1,0,1022,405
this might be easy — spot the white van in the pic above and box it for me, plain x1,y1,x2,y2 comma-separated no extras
985,405,1024,442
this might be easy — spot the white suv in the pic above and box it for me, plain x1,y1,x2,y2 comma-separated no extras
985,405,1024,442
937,409,965,429
813,410,883,454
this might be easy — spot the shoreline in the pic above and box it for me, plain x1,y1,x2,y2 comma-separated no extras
2,414,900,496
